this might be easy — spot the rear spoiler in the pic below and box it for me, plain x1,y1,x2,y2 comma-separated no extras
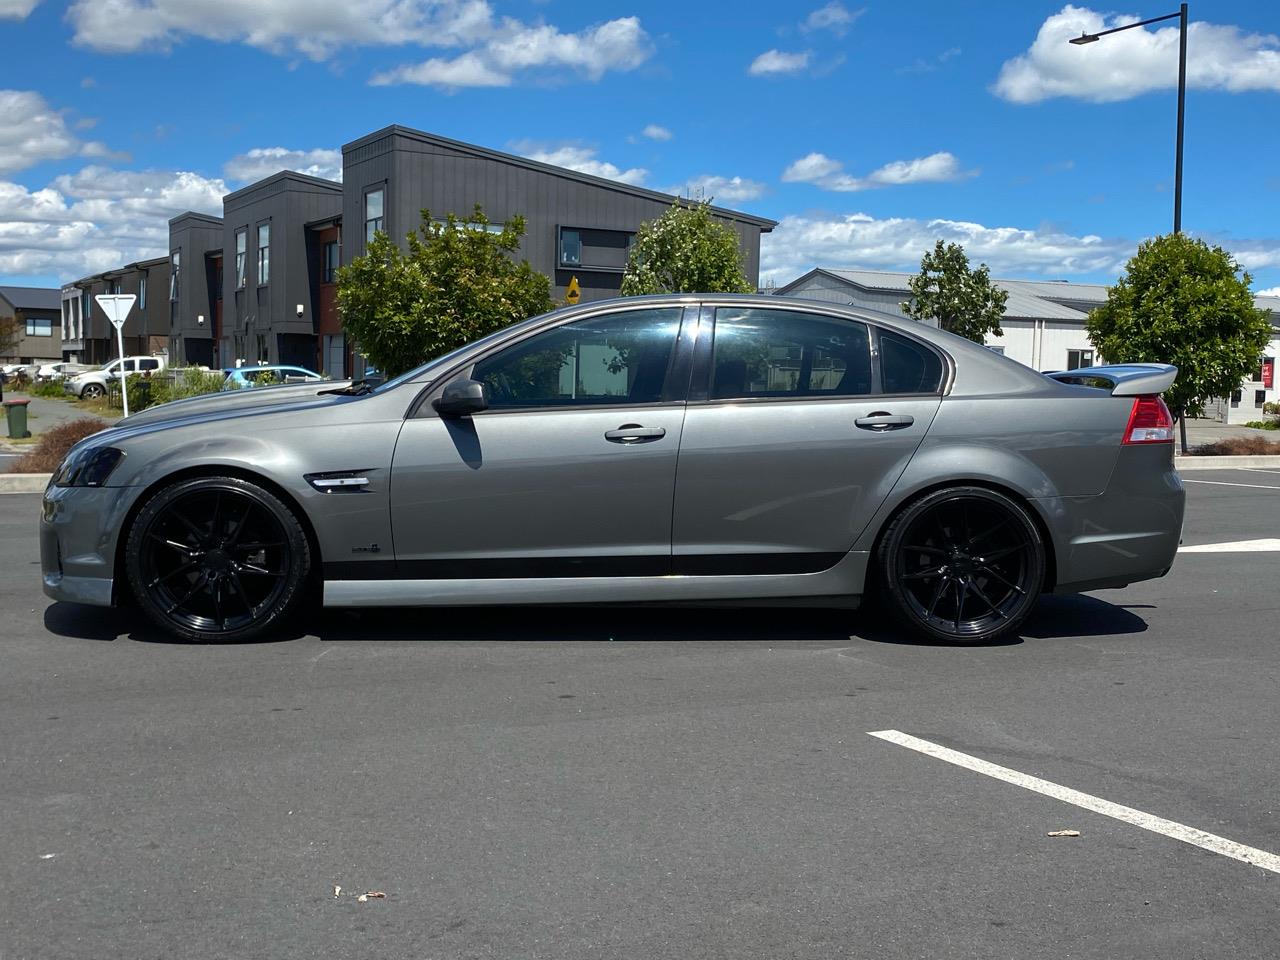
1043,363,1177,396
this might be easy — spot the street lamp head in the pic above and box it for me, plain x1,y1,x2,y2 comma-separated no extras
1069,32,1100,44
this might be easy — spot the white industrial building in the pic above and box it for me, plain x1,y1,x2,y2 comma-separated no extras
776,268,1279,425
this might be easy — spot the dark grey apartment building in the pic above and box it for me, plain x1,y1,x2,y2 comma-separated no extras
65,123,774,374
1,285,62,364
168,211,224,367
60,257,171,364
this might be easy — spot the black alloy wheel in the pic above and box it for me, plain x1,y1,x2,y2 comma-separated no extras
125,476,311,642
878,486,1045,644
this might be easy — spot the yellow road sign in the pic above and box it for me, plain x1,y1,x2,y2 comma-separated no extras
565,276,581,305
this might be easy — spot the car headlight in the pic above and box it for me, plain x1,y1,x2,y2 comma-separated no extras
52,446,125,488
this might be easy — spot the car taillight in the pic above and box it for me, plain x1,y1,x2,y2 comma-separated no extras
1123,395,1174,444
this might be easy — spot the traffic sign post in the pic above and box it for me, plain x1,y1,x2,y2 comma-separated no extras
94,294,137,417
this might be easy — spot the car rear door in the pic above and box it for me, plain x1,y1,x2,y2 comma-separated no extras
670,305,945,574
388,305,693,578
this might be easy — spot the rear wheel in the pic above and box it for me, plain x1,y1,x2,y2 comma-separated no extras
877,486,1045,644
124,476,311,642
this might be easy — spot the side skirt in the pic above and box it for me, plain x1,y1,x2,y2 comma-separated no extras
324,551,870,607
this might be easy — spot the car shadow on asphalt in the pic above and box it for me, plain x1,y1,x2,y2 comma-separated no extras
41,593,1150,647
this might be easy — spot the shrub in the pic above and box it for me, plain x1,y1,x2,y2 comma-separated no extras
149,368,227,405
31,379,67,398
1192,436,1280,456
1243,420,1280,430
14,417,112,472
109,373,153,410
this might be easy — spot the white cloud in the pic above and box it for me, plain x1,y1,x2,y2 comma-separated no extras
1256,286,1280,297
641,124,672,142
371,15,652,88
0,0,39,18
800,2,863,36
0,165,226,279
66,0,494,59
748,49,812,76
0,90,83,175
511,142,647,186
994,4,1280,103
759,211,1137,287
224,147,343,183
667,174,766,204
782,151,978,191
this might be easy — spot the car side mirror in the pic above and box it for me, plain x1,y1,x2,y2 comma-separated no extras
433,378,489,417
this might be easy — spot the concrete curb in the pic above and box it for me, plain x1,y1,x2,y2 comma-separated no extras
0,473,51,494
1175,455,1280,470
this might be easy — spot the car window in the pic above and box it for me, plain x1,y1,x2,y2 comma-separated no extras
879,329,944,394
472,308,681,409
710,308,872,401
139,359,160,371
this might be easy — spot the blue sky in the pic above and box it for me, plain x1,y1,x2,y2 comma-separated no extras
2,0,1278,293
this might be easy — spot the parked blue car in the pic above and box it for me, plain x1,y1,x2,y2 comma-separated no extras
221,365,327,390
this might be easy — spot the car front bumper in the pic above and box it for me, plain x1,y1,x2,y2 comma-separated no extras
40,483,135,608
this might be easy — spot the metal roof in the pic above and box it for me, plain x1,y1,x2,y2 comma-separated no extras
0,285,60,311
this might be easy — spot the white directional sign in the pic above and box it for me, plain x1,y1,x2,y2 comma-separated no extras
94,294,138,416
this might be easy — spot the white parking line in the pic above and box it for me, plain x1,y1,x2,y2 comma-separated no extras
1240,467,1280,476
868,729,1280,875
1182,479,1280,491
1179,539,1280,553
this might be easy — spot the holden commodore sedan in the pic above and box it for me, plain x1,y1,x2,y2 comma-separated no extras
40,294,1184,644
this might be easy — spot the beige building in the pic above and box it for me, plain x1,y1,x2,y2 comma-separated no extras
0,285,62,364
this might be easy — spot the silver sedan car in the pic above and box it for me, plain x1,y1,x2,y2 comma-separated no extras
40,294,1184,644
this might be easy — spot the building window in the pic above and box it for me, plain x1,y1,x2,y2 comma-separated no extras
1257,390,1267,408
169,251,180,301
256,333,269,362
1231,390,1241,408
25,317,52,336
81,290,90,325
235,229,247,288
257,223,270,285
1067,348,1094,370
323,241,339,283
365,188,384,243
559,228,582,266
139,274,147,310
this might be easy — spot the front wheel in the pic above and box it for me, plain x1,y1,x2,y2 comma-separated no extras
124,476,311,642
877,486,1045,644
80,382,105,399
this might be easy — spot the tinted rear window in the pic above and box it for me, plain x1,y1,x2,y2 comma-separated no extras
880,329,944,394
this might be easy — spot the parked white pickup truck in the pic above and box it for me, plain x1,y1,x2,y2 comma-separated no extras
64,356,168,399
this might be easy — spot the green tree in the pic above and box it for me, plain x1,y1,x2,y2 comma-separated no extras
1087,234,1272,451
902,240,1009,343
621,200,754,296
337,205,554,377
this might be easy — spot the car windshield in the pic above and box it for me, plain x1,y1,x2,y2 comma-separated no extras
372,310,559,394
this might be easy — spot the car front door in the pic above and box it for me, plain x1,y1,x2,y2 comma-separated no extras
389,305,691,578
670,305,945,574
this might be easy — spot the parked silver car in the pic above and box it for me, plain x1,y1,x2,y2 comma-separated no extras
40,295,1184,643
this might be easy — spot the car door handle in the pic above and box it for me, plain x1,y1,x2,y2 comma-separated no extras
605,424,667,444
855,413,915,431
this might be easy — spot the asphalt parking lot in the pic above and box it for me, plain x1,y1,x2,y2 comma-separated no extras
2,468,1278,960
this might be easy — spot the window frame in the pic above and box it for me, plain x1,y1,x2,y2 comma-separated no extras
256,222,271,286
169,251,180,302
414,304,696,418
364,186,385,245
690,305,948,404
234,228,247,289
25,316,53,337
1067,348,1095,370
322,240,340,283
556,225,635,272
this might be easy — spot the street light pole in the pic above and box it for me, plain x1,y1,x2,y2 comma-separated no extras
1069,3,1188,234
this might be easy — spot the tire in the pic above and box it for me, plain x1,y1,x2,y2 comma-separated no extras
124,476,312,642
876,486,1045,644
80,382,105,399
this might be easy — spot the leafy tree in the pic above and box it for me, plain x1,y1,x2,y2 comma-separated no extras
338,205,554,377
1087,234,1272,451
902,240,1009,343
621,200,754,296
